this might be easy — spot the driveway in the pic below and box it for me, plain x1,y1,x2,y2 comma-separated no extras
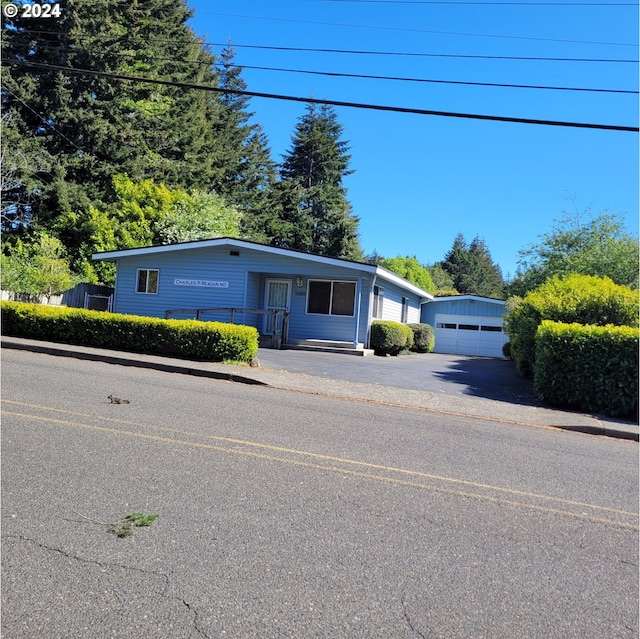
256,349,540,406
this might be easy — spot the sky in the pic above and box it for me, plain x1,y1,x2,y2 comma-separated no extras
186,0,638,278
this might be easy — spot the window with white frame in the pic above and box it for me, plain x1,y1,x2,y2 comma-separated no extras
136,269,159,294
307,280,356,316
401,296,409,323
373,285,384,319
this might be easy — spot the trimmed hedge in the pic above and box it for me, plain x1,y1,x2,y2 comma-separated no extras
408,323,435,353
370,320,409,355
505,274,639,377
534,320,639,418
1,301,259,362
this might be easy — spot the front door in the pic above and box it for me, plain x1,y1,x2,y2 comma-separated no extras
263,279,291,335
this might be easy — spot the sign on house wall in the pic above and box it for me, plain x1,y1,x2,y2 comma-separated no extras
174,279,229,288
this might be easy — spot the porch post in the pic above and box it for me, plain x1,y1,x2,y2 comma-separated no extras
353,277,362,348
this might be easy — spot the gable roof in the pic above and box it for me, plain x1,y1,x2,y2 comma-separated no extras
92,237,434,300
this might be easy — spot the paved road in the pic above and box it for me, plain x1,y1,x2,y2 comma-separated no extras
2,349,638,638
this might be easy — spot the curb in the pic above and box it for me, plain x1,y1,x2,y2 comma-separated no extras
2,338,637,442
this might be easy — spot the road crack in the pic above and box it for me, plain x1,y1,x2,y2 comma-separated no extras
3,534,210,637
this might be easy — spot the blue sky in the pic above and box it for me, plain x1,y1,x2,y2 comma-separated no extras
187,1,638,278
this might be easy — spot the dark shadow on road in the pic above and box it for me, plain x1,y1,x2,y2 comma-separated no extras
432,357,543,406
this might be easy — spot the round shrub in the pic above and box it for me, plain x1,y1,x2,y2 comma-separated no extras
370,320,408,355
408,323,435,353
502,341,511,358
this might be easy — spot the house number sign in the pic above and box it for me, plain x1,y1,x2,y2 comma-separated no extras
174,279,229,288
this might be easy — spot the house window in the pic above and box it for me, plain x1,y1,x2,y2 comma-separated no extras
307,280,356,316
136,269,159,294
373,286,384,319
401,297,409,323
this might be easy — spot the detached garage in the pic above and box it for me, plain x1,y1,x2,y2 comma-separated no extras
421,295,508,357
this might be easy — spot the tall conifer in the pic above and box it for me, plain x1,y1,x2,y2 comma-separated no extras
276,104,362,260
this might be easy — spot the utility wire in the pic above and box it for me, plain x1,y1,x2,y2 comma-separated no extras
7,40,634,93
201,11,637,46
10,29,638,63
5,59,637,132
234,63,638,94
207,42,638,64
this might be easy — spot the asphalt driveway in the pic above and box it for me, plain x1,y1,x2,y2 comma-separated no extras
256,349,540,406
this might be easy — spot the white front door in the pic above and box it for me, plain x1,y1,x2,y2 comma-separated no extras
263,279,291,335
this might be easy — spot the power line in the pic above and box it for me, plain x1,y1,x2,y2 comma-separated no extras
207,42,638,64
7,40,635,94
5,59,637,132
235,63,638,94
11,29,638,63
201,11,637,47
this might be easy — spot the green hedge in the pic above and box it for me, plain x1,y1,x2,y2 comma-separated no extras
408,323,435,353
370,320,409,355
534,320,639,418
1,302,259,362
505,274,639,377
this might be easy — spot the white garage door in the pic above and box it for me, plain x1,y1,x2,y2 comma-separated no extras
434,313,508,357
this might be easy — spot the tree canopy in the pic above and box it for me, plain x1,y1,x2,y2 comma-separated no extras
273,104,363,260
379,255,435,293
439,233,505,298
508,211,639,295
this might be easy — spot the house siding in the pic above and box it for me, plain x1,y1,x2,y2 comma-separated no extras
421,298,505,326
110,245,376,345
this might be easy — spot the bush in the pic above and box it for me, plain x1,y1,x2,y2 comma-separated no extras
400,323,414,352
534,320,639,418
408,323,435,353
504,274,639,377
502,341,511,358
1,302,259,362
370,320,409,355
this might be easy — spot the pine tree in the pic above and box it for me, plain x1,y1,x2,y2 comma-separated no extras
2,0,225,228
440,233,505,298
276,104,362,260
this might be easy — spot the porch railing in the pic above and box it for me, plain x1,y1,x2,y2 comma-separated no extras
163,307,290,349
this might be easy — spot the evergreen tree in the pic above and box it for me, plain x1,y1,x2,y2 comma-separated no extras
441,233,505,298
1,0,225,228
213,47,277,213
275,104,362,260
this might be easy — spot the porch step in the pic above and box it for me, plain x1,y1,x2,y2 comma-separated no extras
282,339,374,356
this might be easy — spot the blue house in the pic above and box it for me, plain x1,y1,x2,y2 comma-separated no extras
421,295,508,357
93,237,434,352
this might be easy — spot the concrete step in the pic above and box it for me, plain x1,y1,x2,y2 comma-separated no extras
282,340,374,356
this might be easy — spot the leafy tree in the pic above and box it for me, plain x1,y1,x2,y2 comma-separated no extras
1,232,74,300
440,233,505,298
53,175,241,284
509,211,639,295
275,104,362,260
379,255,435,293
426,264,457,293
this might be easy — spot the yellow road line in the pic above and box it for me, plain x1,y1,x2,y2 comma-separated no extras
3,405,638,530
3,399,634,517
